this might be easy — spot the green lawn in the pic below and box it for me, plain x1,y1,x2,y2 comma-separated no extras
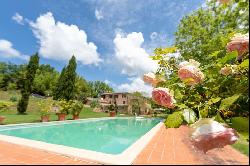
0,90,109,125
231,131,249,156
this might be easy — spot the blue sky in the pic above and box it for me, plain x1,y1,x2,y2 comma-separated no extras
0,0,205,96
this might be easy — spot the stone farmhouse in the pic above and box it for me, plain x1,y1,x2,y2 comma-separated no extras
98,92,152,115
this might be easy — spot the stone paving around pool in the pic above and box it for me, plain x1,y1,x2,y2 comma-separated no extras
0,125,249,165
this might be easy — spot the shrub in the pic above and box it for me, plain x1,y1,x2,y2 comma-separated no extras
0,100,13,111
7,83,17,90
70,100,84,115
9,96,17,102
38,101,51,116
57,100,72,114
90,100,99,108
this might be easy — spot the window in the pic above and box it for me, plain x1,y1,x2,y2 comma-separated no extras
114,95,118,99
109,95,112,98
102,95,106,99
123,101,126,104
122,94,126,98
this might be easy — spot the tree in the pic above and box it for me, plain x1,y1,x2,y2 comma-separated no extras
33,64,59,96
53,56,77,101
88,81,113,98
175,0,249,65
75,76,90,103
17,53,40,114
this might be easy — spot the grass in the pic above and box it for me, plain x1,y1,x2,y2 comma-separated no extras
231,131,249,156
0,90,109,125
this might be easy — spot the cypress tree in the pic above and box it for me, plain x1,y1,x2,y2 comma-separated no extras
53,66,66,100
17,53,39,114
53,55,77,101
64,56,77,100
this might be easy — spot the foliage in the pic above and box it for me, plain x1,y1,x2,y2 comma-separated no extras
53,56,77,101
70,100,84,115
150,0,249,128
56,100,72,114
90,100,99,108
32,64,59,96
182,108,197,124
75,76,90,103
0,62,26,90
17,53,40,114
107,103,118,112
175,0,249,65
9,96,17,102
231,117,249,132
0,100,13,111
38,100,51,116
165,111,184,128
88,81,113,98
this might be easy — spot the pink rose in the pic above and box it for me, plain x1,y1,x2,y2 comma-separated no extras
190,119,238,153
178,65,204,86
143,72,165,87
152,87,175,108
227,33,249,58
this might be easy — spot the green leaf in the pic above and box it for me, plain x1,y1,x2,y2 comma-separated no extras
219,94,241,110
165,112,184,128
218,51,238,64
238,59,249,70
209,51,221,58
214,112,225,123
176,103,188,109
174,89,183,100
182,109,197,124
208,97,221,105
199,109,208,118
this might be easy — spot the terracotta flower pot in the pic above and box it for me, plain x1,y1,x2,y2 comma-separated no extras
41,115,50,122
57,113,67,121
110,111,116,117
73,114,80,120
0,116,5,124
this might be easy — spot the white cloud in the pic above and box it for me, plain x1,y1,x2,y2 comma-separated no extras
29,12,101,65
113,32,158,76
0,39,28,60
12,13,24,25
95,9,104,20
117,77,153,97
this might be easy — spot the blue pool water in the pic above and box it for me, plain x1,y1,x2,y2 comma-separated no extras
0,118,161,154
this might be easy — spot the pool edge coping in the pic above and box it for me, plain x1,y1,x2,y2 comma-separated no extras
0,117,164,165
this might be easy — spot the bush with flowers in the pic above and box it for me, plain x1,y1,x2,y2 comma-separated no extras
144,30,248,152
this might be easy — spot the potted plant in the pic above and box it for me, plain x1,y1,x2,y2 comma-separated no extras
56,100,71,121
70,100,84,120
38,101,51,122
0,116,5,124
40,109,50,122
108,104,117,117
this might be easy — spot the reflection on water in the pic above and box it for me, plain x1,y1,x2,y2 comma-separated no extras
0,118,160,154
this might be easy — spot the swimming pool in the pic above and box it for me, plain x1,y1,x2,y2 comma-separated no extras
0,117,163,164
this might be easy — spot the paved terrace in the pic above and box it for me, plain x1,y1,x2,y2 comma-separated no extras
0,125,248,165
